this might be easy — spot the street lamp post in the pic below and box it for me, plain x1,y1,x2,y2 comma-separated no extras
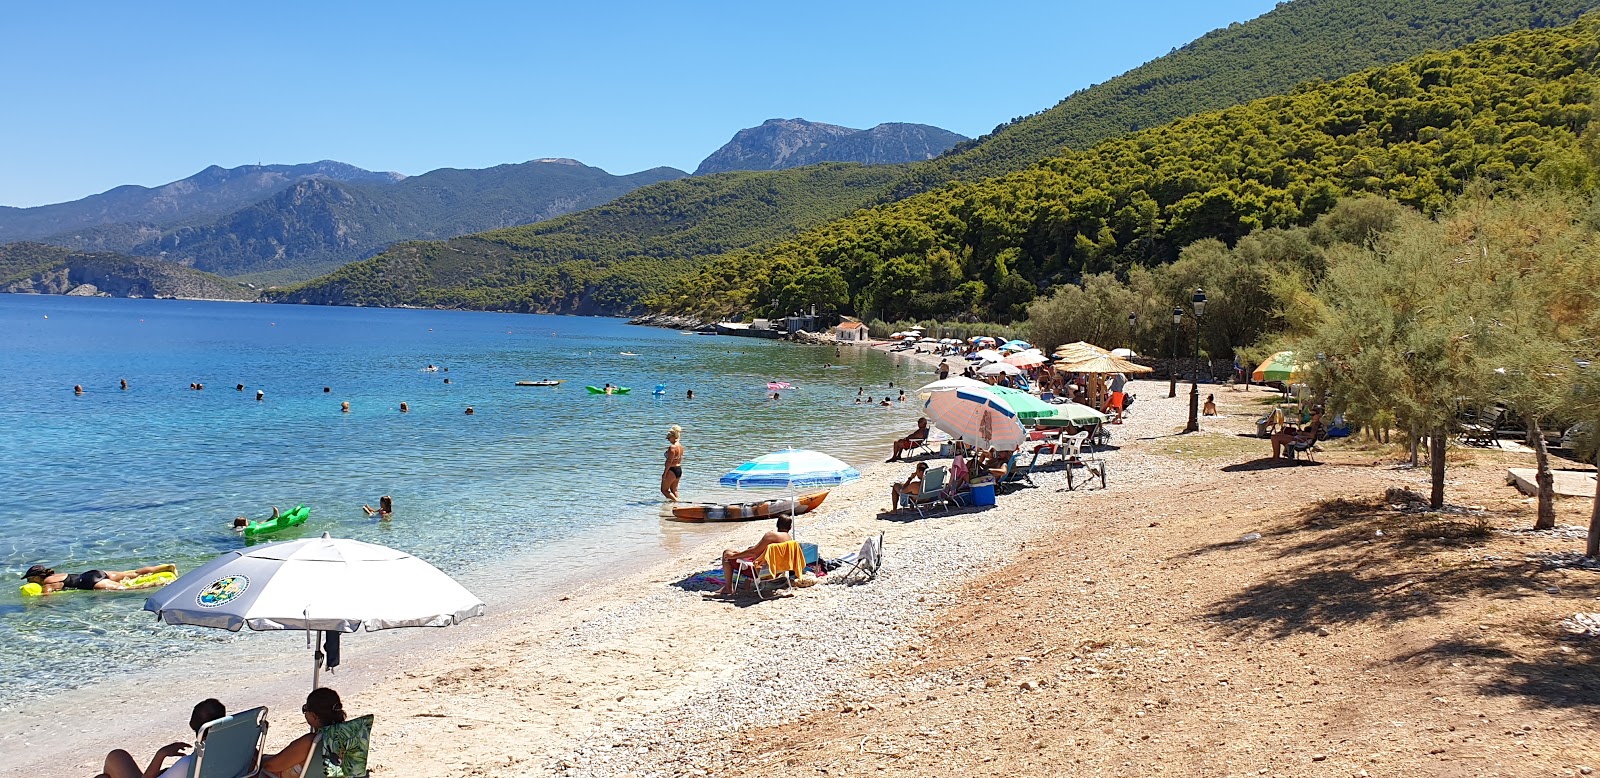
1168,306,1182,398
1185,287,1207,433
1128,312,1138,350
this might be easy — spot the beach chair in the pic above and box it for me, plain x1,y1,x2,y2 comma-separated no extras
899,465,948,517
834,533,884,584
185,706,268,778
732,540,806,599
997,451,1040,492
296,714,374,778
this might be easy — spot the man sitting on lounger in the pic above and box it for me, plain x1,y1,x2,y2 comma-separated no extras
887,417,931,462
97,698,225,778
712,516,793,596
889,461,930,511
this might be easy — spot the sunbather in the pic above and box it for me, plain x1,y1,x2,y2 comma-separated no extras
711,516,793,596
258,687,347,778
1271,407,1324,457
886,418,931,461
22,563,175,593
889,462,929,511
1202,393,1217,416
97,698,225,778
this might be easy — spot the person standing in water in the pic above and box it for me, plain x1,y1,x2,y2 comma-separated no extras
363,495,393,520
662,425,684,502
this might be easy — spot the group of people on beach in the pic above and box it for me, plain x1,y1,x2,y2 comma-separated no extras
95,688,352,778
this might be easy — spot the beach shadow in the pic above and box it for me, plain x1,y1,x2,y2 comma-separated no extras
1220,457,1316,472
1397,636,1600,714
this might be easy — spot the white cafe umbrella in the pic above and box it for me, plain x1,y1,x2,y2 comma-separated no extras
145,533,485,689
917,375,990,394
978,361,1023,376
973,349,1006,363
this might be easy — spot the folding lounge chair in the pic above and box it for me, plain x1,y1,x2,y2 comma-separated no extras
997,451,1040,493
297,714,375,778
184,706,268,778
835,532,884,584
900,465,948,517
732,540,806,599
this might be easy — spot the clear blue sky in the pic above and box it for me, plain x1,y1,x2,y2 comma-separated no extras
1,1,1281,207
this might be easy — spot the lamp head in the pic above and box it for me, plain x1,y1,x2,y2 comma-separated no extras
1192,287,1207,317
1171,306,1183,325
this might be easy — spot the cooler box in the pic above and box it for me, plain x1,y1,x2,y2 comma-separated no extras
969,479,997,507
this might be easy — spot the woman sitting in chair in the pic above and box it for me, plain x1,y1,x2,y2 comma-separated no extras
1270,407,1325,458
887,418,930,462
258,687,347,778
889,462,929,511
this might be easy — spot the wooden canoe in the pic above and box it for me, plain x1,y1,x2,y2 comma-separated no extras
668,491,829,523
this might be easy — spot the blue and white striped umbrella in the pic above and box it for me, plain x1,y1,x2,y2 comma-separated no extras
719,448,862,490
923,387,1028,451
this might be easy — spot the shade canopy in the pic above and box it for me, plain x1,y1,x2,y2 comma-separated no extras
144,535,485,634
719,448,861,490
1252,351,1301,383
923,388,1028,451
1054,353,1153,374
972,348,1005,363
1035,402,1110,426
978,361,1023,376
1004,350,1048,368
1052,341,1112,361
918,376,990,394
976,385,1062,420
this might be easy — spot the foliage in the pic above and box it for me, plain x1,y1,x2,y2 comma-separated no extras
0,242,255,300
278,0,1593,315
664,18,1600,324
893,0,1597,196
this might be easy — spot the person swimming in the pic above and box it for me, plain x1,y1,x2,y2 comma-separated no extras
363,495,393,520
256,390,264,401
399,402,409,413
119,378,127,391
73,384,83,395
464,406,474,415
341,401,350,413
22,563,176,593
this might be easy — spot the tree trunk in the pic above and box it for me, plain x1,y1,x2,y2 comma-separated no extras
1409,430,1421,468
1532,416,1556,530
1588,443,1600,558
1429,431,1447,510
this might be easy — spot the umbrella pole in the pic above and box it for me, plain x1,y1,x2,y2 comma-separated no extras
312,629,323,691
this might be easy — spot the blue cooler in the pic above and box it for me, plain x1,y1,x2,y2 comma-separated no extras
969,479,996,506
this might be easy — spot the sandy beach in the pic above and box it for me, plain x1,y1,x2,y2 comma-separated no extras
14,344,1600,777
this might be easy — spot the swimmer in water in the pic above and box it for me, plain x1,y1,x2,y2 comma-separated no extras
464,406,474,415
323,387,331,393
399,402,409,413
686,389,694,400
256,390,264,401
236,384,244,392
120,378,127,391
341,401,350,413
74,385,83,395
22,563,177,593
363,495,393,520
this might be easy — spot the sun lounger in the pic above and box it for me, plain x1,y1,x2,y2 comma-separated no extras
297,714,374,778
899,465,949,517
733,540,806,599
997,450,1040,493
185,706,268,778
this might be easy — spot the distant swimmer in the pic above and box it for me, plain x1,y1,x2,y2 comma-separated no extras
341,401,350,413
686,389,694,400
323,387,331,393
22,563,177,594
443,378,451,384
196,383,203,391
880,397,892,406
771,392,781,400
399,402,409,413
256,390,264,401
119,378,127,391
237,384,245,392
464,406,475,415
363,495,393,520
73,384,83,395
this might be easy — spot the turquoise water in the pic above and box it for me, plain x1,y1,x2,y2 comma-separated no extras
0,295,925,702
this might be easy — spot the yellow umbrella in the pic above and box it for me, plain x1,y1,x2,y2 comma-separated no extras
1054,353,1153,374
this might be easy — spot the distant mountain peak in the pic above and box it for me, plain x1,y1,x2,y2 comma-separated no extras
533,158,584,166
694,118,967,176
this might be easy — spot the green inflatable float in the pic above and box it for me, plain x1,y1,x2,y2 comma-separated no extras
586,386,630,395
242,504,311,538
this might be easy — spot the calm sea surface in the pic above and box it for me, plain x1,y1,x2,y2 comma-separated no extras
0,295,925,703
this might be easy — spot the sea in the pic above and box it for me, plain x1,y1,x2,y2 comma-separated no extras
0,294,928,705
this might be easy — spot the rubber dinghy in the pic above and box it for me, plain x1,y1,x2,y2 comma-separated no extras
586,386,630,394
669,491,828,523
241,505,311,538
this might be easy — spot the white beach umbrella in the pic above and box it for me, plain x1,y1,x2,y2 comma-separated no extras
1004,351,1048,368
973,348,1005,363
1110,347,1138,358
917,376,990,394
145,533,485,689
923,388,1027,451
978,361,1023,376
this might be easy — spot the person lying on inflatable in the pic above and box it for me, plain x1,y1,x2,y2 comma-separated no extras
20,563,177,596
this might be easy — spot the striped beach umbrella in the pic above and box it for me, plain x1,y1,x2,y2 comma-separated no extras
923,388,1028,451
719,448,862,490
1252,351,1301,383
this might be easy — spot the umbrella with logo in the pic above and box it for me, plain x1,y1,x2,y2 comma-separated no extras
145,533,485,690
923,387,1028,451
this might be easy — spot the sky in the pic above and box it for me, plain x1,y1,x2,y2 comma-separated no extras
0,1,1282,207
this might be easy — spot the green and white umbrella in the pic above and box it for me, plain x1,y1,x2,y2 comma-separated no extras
1036,402,1110,426
1252,351,1302,383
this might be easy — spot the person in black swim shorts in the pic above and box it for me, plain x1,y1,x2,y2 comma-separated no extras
22,563,176,594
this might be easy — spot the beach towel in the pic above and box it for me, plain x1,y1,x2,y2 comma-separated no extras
762,541,805,581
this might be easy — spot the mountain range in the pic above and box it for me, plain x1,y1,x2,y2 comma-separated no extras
694,119,966,176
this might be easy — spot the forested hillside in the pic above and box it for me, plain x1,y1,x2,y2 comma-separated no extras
653,19,1600,322
269,165,903,312
278,0,1597,315
893,0,1597,197
0,242,255,300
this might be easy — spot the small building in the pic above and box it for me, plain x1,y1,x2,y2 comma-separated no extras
834,320,869,342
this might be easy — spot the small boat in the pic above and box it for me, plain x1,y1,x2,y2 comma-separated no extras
620,351,640,356
668,491,829,523
586,385,631,394
515,380,564,387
